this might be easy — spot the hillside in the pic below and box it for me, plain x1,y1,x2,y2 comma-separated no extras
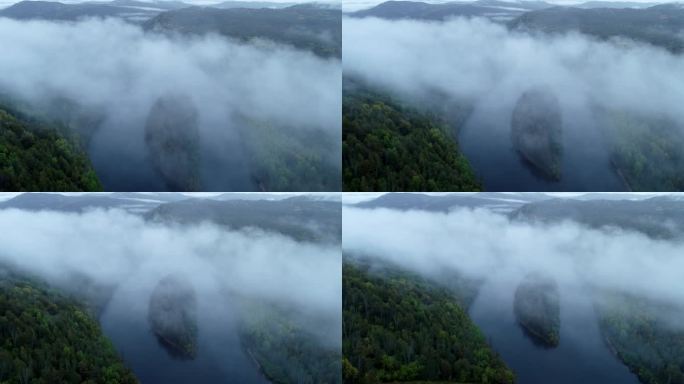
511,196,684,239
0,272,138,383
598,109,684,192
144,196,342,243
343,83,481,191
595,291,684,384
0,104,102,191
240,300,341,384
351,0,551,22
342,261,514,384
509,4,684,53
0,0,162,22
143,5,341,57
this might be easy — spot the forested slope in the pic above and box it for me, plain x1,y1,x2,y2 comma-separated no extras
343,86,481,192
595,291,684,384
0,274,137,383
342,262,514,384
240,301,341,384
0,104,102,191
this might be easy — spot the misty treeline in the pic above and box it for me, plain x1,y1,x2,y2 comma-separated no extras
343,14,684,191
0,15,341,191
0,204,342,384
343,203,684,383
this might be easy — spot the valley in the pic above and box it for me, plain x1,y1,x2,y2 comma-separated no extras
0,192,343,384
343,193,684,383
343,1,684,191
0,0,341,192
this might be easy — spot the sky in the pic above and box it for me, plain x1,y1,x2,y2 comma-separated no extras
0,0,314,8
342,0,663,12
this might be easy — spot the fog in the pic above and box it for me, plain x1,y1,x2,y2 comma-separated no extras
344,16,684,189
0,17,341,190
345,17,684,123
343,205,684,316
0,207,342,346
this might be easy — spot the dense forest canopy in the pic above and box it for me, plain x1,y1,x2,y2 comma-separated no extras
343,261,514,384
0,103,102,191
343,81,481,192
0,271,137,384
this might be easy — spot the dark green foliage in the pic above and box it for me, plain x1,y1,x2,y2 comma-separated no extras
595,291,684,384
343,85,481,192
513,274,560,348
0,105,102,191
599,110,684,191
240,301,341,384
0,275,137,384
343,262,514,384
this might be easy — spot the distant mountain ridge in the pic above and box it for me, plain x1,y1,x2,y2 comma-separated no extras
350,0,553,21
142,5,341,57
350,0,684,52
509,4,684,52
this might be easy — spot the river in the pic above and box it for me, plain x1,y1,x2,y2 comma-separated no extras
458,94,626,191
469,275,639,383
99,279,270,384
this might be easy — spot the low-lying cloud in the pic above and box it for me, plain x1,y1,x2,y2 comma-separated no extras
344,17,684,122
0,207,342,344
343,205,684,309
0,17,341,190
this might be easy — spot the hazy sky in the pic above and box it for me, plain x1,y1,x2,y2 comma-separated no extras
342,0,663,12
0,0,318,8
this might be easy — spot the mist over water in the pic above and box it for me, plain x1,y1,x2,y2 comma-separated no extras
344,206,684,307
0,18,341,190
343,203,684,379
100,281,271,383
343,16,684,189
0,206,342,382
469,273,638,383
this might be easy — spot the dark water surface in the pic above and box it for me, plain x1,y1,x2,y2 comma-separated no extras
469,277,639,384
458,96,626,191
100,282,270,384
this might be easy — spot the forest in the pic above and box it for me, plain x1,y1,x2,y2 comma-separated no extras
240,300,341,384
599,109,684,191
342,261,514,384
0,271,137,384
0,103,102,191
595,291,684,384
342,83,481,192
